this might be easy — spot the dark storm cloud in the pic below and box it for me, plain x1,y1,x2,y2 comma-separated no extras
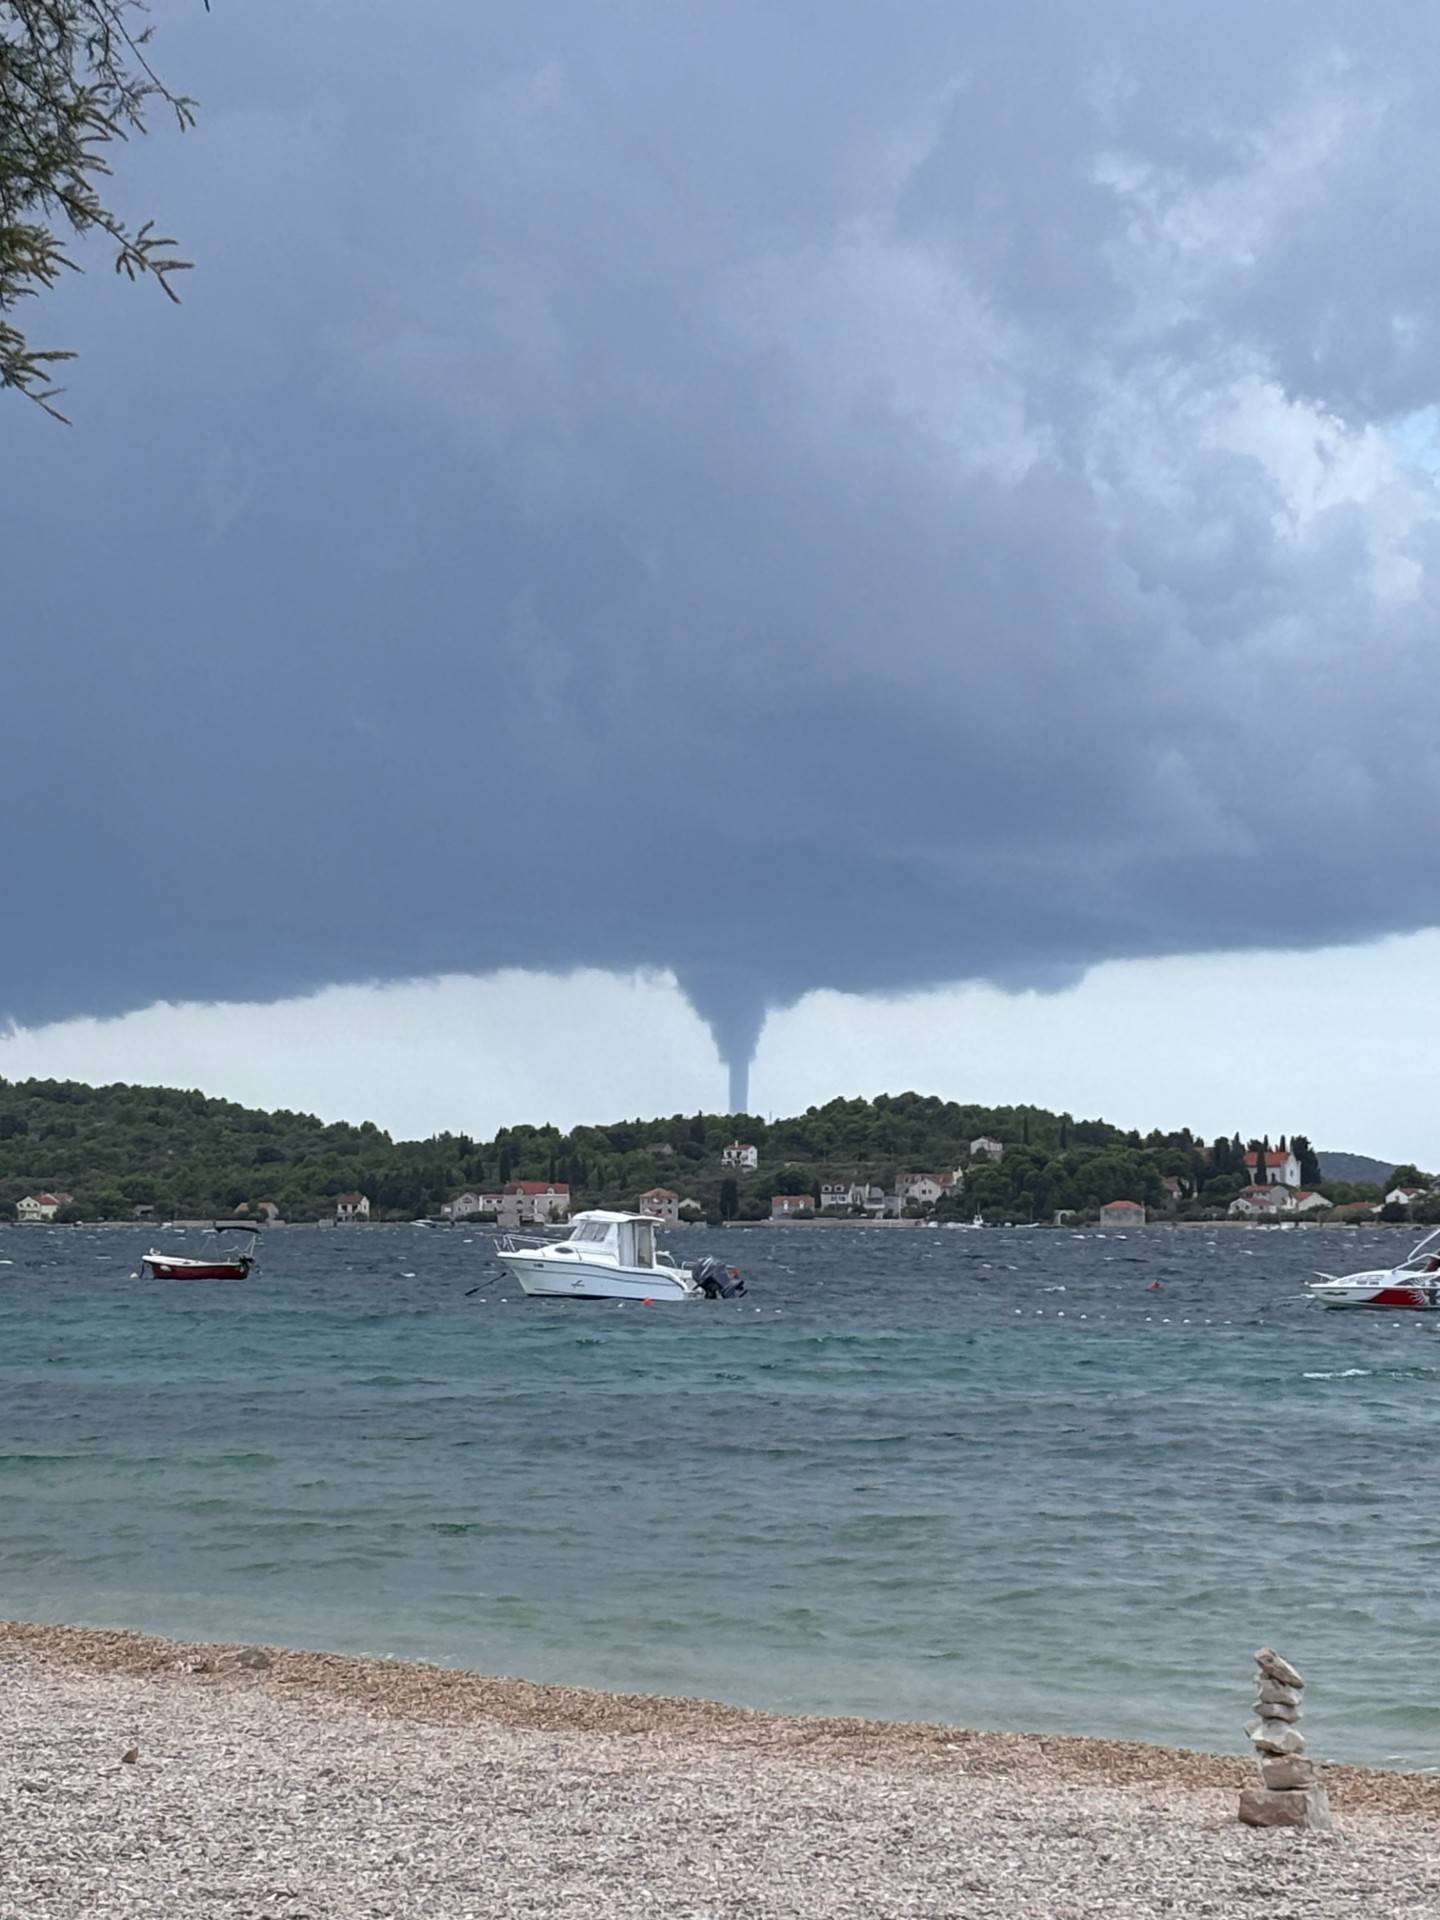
5,0,1440,1093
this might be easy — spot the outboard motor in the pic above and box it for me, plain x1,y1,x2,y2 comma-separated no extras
691,1255,746,1299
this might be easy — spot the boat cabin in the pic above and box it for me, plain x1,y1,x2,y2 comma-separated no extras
554,1210,666,1270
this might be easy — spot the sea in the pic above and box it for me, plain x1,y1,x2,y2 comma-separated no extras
2,1221,1438,1768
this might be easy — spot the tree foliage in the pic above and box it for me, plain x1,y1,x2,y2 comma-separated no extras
1,0,197,417
0,1076,1365,1226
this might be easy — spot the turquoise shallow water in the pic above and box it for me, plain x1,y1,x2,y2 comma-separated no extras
3,1221,1439,1766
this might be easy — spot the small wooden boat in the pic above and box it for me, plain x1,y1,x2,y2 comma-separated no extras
141,1225,260,1281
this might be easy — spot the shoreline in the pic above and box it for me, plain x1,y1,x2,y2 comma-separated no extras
4,1618,1438,1817
9,1620,1440,1917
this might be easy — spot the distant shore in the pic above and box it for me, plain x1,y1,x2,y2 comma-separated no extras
0,1214,1400,1231
3,1621,1437,1918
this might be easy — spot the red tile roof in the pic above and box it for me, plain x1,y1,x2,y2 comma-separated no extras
503,1181,570,1195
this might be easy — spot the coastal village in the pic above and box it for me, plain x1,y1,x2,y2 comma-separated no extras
7,1141,1433,1231
0,1083,1429,1229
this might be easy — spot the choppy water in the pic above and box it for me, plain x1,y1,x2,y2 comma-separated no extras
3,1221,1439,1765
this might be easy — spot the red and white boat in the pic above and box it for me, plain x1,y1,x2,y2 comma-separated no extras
1309,1228,1440,1310
141,1226,260,1281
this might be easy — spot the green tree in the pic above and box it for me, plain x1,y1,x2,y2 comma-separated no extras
1290,1134,1321,1188
1388,1165,1427,1193
2,1,200,416
772,1167,812,1196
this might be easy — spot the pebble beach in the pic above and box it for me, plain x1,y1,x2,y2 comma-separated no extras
4,1624,1439,1919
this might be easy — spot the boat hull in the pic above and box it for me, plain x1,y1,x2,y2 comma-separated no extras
142,1256,252,1281
1311,1280,1440,1310
495,1252,697,1300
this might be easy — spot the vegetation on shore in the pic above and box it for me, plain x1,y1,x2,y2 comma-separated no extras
0,1077,1428,1225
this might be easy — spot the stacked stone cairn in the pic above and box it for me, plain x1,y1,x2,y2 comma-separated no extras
1238,1647,1332,1830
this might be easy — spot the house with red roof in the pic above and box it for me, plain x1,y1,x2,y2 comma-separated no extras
1243,1147,1301,1189
894,1171,956,1212
770,1193,814,1219
1385,1186,1430,1210
15,1191,73,1223
499,1180,570,1226
1229,1186,1330,1218
1099,1198,1147,1226
639,1186,680,1224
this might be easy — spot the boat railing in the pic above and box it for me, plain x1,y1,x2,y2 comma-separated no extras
493,1230,566,1254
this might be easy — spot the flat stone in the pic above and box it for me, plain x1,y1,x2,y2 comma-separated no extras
1256,1678,1302,1708
1251,1698,1300,1721
1238,1786,1332,1831
1247,1719,1305,1755
1255,1647,1304,1690
229,1647,273,1672
1261,1755,1320,1790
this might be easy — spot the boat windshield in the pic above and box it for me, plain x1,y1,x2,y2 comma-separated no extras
571,1220,612,1245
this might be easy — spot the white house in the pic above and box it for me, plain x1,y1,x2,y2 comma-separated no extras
969,1136,1005,1162
499,1181,570,1226
335,1192,371,1223
638,1186,680,1224
721,1141,758,1170
16,1191,70,1223
1386,1186,1429,1209
1243,1148,1301,1189
819,1181,856,1211
441,1191,483,1220
1229,1185,1292,1217
770,1193,813,1219
1099,1198,1146,1226
1293,1190,1331,1214
895,1172,950,1211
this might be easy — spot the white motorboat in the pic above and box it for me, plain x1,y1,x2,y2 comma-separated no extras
493,1211,746,1301
141,1224,259,1281
1308,1228,1440,1310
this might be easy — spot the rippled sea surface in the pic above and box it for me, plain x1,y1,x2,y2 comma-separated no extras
3,1221,1439,1764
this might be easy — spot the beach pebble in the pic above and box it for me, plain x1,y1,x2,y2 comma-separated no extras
6,1629,1438,1919
1250,1698,1299,1722
1255,1678,1301,1708
1254,1647,1304,1690
1238,1785,1332,1830
1261,1754,1319,1790
1247,1720,1305,1755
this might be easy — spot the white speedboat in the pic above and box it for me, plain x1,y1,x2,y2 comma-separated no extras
493,1211,745,1301
1309,1228,1440,1310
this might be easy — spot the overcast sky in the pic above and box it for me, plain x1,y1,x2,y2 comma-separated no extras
4,2,1439,1155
